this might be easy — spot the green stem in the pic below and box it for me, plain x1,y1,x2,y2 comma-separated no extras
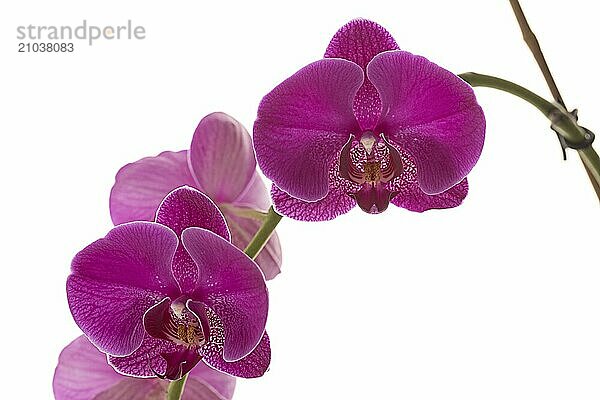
165,207,282,399
244,206,283,259
459,72,600,202
166,373,188,400
508,0,566,107
578,148,600,198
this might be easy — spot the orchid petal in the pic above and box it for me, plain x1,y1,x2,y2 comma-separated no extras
182,228,268,362
271,184,356,221
368,50,485,194
183,377,235,400
392,178,469,212
325,19,399,130
203,332,271,379
229,171,271,211
108,335,180,378
254,58,363,201
67,222,179,356
53,336,167,400
189,112,257,204
186,361,236,400
197,306,271,378
110,151,196,225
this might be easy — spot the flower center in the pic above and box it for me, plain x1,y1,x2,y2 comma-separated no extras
338,132,403,213
363,161,382,183
175,321,205,346
168,301,206,347
144,297,208,349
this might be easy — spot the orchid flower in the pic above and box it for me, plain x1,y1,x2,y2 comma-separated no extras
67,187,270,381
254,19,486,220
110,112,281,279
53,335,235,400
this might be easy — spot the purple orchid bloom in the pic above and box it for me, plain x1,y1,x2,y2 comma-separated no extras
54,335,236,400
110,112,281,279
67,186,270,381
254,19,486,220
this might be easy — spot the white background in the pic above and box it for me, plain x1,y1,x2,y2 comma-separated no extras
1,0,599,399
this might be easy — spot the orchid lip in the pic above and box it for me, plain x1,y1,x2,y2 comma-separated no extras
339,132,403,213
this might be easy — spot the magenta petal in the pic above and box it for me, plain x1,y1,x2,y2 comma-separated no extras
325,19,400,131
182,228,268,362
53,336,168,400
271,184,356,221
254,58,363,201
203,332,271,379
253,230,281,281
110,150,196,225
392,178,469,212
67,222,179,356
368,51,486,194
222,211,282,280
185,360,236,400
231,171,271,211
189,112,257,204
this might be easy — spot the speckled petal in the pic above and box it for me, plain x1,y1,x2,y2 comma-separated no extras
203,333,271,379
67,222,179,356
198,307,271,378
368,50,485,194
271,183,356,222
156,186,230,293
109,335,182,378
392,178,469,212
325,19,400,130
254,58,363,202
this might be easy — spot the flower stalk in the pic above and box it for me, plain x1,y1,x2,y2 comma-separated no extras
166,373,188,400
165,206,282,399
505,0,600,199
244,206,283,260
459,72,600,201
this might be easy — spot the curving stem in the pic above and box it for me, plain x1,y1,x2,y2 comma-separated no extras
243,206,283,259
459,72,600,202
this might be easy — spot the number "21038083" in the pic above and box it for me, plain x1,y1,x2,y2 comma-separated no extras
18,42,74,52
